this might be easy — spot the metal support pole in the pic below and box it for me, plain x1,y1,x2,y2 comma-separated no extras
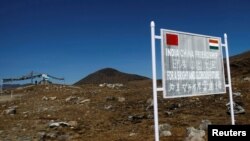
224,33,235,125
151,21,160,141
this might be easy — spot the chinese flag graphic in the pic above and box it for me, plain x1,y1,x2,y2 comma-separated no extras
166,33,178,46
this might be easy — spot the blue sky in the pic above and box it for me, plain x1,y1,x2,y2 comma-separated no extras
0,0,249,84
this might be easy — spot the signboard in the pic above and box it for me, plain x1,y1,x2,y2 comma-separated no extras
161,29,226,98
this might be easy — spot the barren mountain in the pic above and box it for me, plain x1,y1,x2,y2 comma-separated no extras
74,68,149,85
229,50,250,79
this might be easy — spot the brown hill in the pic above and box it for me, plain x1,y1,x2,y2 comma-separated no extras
229,50,250,79
74,68,149,85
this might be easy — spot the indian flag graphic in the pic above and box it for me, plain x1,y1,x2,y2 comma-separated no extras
209,39,219,50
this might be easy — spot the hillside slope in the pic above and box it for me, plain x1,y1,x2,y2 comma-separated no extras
229,50,250,78
74,68,149,85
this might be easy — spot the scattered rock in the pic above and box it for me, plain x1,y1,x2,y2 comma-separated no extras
233,92,241,97
3,107,16,115
42,96,48,101
199,120,212,130
104,105,113,110
65,96,78,103
128,115,145,122
243,77,250,81
22,111,29,114
129,133,136,137
79,99,90,104
49,122,69,128
37,132,46,140
146,98,153,110
118,97,125,102
68,121,78,128
164,111,173,116
226,102,245,115
185,127,205,141
99,84,106,87
160,130,172,137
159,123,172,131
47,132,57,139
49,97,57,100
99,83,124,89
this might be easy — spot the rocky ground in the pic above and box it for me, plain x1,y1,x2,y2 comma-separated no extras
0,80,250,141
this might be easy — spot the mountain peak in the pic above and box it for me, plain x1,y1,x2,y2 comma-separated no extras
74,68,149,85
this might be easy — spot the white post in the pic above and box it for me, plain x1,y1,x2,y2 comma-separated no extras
224,33,235,125
151,21,160,141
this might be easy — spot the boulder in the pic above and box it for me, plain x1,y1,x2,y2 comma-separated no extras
65,96,78,103
79,99,90,104
3,108,16,115
226,102,245,115
49,122,69,128
42,96,48,101
160,130,172,137
118,97,125,102
185,127,205,141
199,120,212,131
68,121,78,127
49,97,57,101
159,123,172,131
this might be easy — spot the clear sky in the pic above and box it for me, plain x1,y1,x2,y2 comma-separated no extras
0,0,250,84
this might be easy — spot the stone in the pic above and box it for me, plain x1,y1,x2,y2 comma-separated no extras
99,83,106,87
37,132,46,140
243,77,250,81
68,121,78,127
4,108,16,115
164,111,173,116
226,102,245,115
42,96,48,101
185,127,205,141
159,123,172,131
185,136,205,141
233,92,241,97
49,97,57,100
199,120,212,130
65,96,78,103
104,105,112,110
146,98,153,105
49,122,69,128
79,99,90,104
146,98,153,110
129,133,136,137
47,132,57,139
160,130,172,137
118,97,125,102
107,84,115,89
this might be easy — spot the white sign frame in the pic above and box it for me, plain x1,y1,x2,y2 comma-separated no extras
150,21,235,141
161,29,226,98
